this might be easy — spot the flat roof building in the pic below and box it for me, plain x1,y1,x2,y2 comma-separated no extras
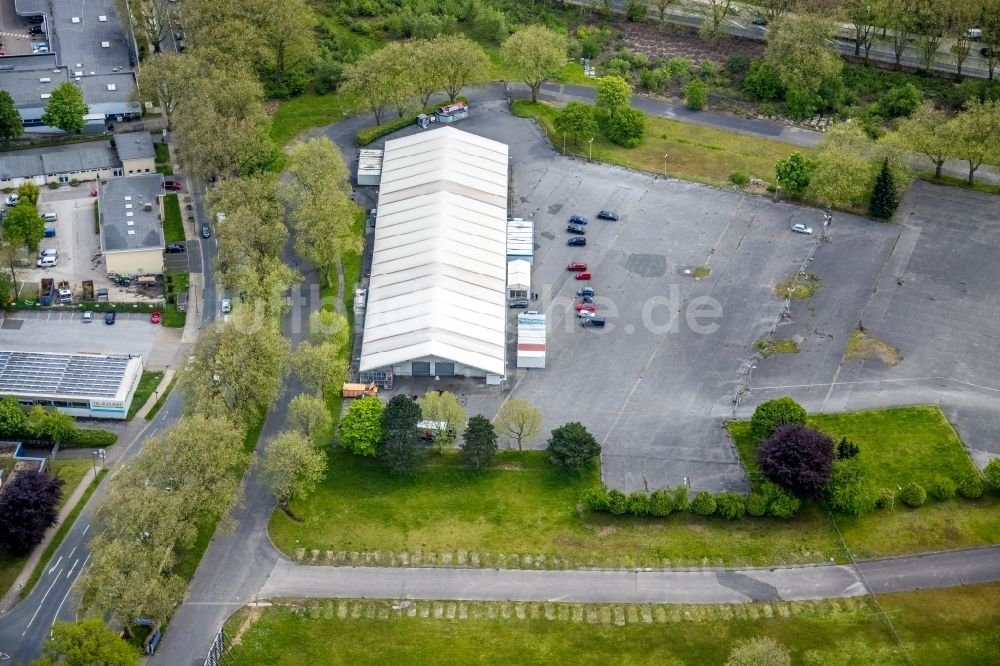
0,351,144,419
98,173,165,276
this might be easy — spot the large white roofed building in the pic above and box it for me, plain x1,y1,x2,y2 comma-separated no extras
359,127,509,380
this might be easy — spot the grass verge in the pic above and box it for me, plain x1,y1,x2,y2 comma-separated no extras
845,329,902,366
269,93,357,150
126,370,165,421
754,337,800,357
162,193,185,243
223,584,1000,665
511,100,801,188
775,271,821,299
162,272,189,328
144,375,178,421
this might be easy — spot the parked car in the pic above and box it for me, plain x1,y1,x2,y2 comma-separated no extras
582,316,606,328
105,311,116,325
37,256,57,268
82,311,93,323
791,223,813,235
163,181,182,191
201,223,211,238
752,16,768,26
577,287,594,297
38,248,57,260
567,261,588,272
28,25,44,35
221,298,232,314
578,310,596,319
4,194,19,207
567,224,586,235
569,214,588,225
165,243,185,253
150,310,161,324
43,226,56,237
41,212,57,222
574,271,592,280
216,212,226,223
596,210,619,221
26,15,44,24
576,303,597,312
580,295,594,304
509,298,530,309
966,28,982,40
567,236,586,246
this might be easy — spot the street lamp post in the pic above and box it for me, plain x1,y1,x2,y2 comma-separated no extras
563,132,567,155
663,153,669,178
588,137,593,162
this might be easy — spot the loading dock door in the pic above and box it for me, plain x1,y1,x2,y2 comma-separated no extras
411,361,431,376
435,362,455,376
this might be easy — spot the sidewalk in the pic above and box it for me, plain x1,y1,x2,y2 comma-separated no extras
135,369,176,420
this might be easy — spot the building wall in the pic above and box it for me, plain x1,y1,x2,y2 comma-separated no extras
0,167,121,189
392,356,489,378
105,249,164,275
122,157,156,175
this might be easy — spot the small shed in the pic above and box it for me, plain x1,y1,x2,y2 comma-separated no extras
357,149,384,186
507,260,530,300
506,218,534,263
516,312,546,369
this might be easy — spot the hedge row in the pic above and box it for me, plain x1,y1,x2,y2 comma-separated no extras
582,481,802,521
356,97,469,146
64,428,118,448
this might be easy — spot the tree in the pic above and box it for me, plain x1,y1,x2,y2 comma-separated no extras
379,394,424,474
339,396,383,456
116,0,170,52
40,82,88,133
684,79,708,111
699,0,735,42
554,102,599,149
981,0,1000,81
843,0,882,60
882,0,918,69
947,0,981,77
757,424,835,501
826,457,877,515
493,399,542,452
607,105,646,147
984,458,1000,488
911,0,947,73
947,99,1000,185
774,152,814,197
286,394,333,445
17,181,40,206
836,437,860,460
432,35,490,102
26,405,76,443
136,53,197,130
0,469,63,554
0,90,23,144
460,414,498,470
254,0,317,95
892,103,956,179
595,76,632,120
290,340,348,398
4,201,45,251
419,391,466,449
807,123,878,208
752,0,793,24
765,14,842,107
0,395,25,437
411,40,444,107
343,50,396,125
546,422,601,474
37,618,139,666
749,396,806,440
502,27,567,103
725,636,791,666
869,158,899,219
652,0,677,24
261,431,326,516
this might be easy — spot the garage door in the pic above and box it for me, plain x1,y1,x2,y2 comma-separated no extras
435,362,455,376
411,361,431,376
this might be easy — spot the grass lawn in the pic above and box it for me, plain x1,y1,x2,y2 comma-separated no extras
224,584,1000,665
144,375,177,421
269,93,357,150
162,272,188,328
126,370,164,420
162,193,185,243
512,100,801,189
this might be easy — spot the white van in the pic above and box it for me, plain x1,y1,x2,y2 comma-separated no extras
37,256,57,268
41,212,58,222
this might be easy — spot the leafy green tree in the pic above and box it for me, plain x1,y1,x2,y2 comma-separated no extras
261,431,326,516
843,0,882,61
26,405,76,443
546,422,601,474
826,457,877,516
882,0,918,70
807,123,877,208
607,106,646,147
892,103,956,179
595,75,632,120
684,79,708,111
724,636,791,666
35,617,139,666
652,0,677,24
41,83,89,133
698,0,735,42
774,152,814,197
758,424,834,501
341,53,394,125
379,394,423,474
869,158,899,219
289,340,347,398
432,35,490,102
339,396,383,457
749,397,806,439
764,14,842,106
947,98,1000,185
554,102,599,149
286,393,333,445
985,458,1000,489
0,90,23,144
502,27,566,103
0,395,26,437
136,53,197,130
460,414,498,470
17,181,41,206
4,201,45,252
625,0,648,22
419,390,466,449
981,0,1000,81
493,398,542,452
910,0,947,73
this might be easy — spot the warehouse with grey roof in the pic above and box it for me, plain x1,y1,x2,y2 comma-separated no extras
98,173,165,276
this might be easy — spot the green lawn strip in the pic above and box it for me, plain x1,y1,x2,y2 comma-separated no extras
162,272,188,328
126,370,165,421
269,449,843,568
162,193,185,243
223,584,1000,665
511,100,801,189
16,465,107,598
144,375,178,421
269,93,357,150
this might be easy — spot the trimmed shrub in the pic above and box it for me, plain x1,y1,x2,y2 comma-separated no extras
714,492,746,519
607,488,629,515
984,458,1000,489
607,106,646,148
900,482,927,507
760,481,801,519
957,473,984,499
826,457,877,516
758,424,834,501
63,428,118,448
729,171,749,187
745,493,767,517
927,475,957,501
685,79,708,111
628,491,650,516
691,491,717,516
672,486,690,512
582,485,610,511
749,397,807,440
875,488,895,510
742,61,784,101
648,488,674,516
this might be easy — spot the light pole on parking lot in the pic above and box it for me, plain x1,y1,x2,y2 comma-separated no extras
588,137,593,162
663,153,669,178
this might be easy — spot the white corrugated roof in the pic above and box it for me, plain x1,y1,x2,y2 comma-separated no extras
507,259,531,289
360,127,509,376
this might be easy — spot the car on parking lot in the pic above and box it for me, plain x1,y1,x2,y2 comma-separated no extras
567,224,586,234
38,248,57,260
509,298,529,308
566,261,588,272
26,15,44,23
582,316,605,328
580,295,594,304
43,226,56,237
28,25,44,35
150,310,161,324
105,312,116,325
574,271,592,280
576,303,597,312
791,223,813,235
165,243,185,253
36,256,57,268
201,224,211,238
567,237,586,246
597,210,619,221
82,311,93,323
569,215,588,225
221,298,232,314
4,194,19,207
578,310,596,319
163,181,182,191
41,212,57,222
577,286,594,297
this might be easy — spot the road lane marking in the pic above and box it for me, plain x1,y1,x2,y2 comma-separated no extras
67,547,76,559
52,554,90,628
48,556,62,574
81,524,90,536
65,558,79,579
23,575,61,632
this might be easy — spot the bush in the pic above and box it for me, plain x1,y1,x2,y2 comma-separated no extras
879,83,922,119
758,424,834,501
63,428,118,448
547,421,601,474
984,458,1000,489
648,488,674,516
836,437,860,460
69,178,79,187
627,51,649,70
714,492,746,519
745,493,767,517
957,473,984,499
927,475,957,501
826,457,877,516
666,57,693,81
766,490,801,519
607,488,629,515
48,182,59,189
0,470,63,555
729,171,749,187
875,488,895,510
900,482,927,507
742,61,784,101
749,397,807,440
699,60,719,81
357,114,419,146
577,26,612,59
784,88,821,120
690,491,717,516
640,67,671,93
603,55,632,79
628,491,650,516
582,486,611,511
607,106,646,148
625,0,647,22
685,79,708,111
672,486,690,512
726,53,753,77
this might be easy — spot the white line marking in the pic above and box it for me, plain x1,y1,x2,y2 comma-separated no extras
67,547,76,559
65,558,79,579
81,524,90,536
52,554,89,628
24,575,61,630
48,556,62,574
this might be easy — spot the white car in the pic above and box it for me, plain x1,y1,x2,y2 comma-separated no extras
577,310,596,319
220,298,232,314
38,248,57,260
791,223,813,235
4,194,19,207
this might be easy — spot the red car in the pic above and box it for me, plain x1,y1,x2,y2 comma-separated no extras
150,310,161,324
574,271,592,280
576,303,597,312
163,181,182,191
566,261,588,272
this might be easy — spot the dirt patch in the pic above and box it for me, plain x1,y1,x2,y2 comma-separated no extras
263,100,280,116
845,330,902,366
604,18,766,65
775,272,822,300
592,525,618,537
230,605,263,645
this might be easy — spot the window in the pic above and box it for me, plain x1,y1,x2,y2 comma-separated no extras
58,174,69,184
113,168,123,177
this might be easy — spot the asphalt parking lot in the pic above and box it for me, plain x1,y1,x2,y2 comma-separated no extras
0,309,159,359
